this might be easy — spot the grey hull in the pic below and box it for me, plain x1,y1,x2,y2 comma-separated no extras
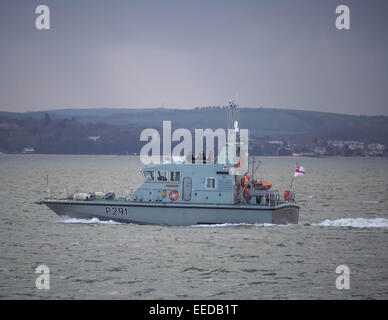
43,199,299,226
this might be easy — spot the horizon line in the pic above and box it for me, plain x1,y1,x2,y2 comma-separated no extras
0,105,387,118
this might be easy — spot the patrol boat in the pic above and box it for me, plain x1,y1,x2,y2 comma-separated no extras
39,102,299,225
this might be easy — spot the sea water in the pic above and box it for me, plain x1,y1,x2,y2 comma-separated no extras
0,155,387,299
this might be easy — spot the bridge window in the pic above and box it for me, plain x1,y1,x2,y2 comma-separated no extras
156,170,168,182
143,170,155,182
206,177,216,189
170,171,181,182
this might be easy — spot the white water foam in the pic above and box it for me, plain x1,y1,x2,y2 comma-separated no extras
192,222,276,228
61,217,123,225
313,218,388,228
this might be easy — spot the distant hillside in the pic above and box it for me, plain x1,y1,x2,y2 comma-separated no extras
2,107,388,140
1,107,387,155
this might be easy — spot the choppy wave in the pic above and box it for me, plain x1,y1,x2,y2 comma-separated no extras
61,217,123,225
313,218,388,228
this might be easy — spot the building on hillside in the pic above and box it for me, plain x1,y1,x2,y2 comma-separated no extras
22,147,35,154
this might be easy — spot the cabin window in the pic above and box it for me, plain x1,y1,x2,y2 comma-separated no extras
156,170,168,182
206,178,216,189
170,171,181,182
143,170,155,182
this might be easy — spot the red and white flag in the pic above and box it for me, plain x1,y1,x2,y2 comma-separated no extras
294,165,305,177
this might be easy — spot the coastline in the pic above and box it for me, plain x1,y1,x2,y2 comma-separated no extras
1,153,387,160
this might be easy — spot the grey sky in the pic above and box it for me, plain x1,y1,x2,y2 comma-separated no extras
0,0,387,115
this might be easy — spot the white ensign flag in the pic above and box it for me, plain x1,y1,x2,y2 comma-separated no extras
294,165,305,177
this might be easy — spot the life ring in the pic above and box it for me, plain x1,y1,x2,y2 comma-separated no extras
169,190,179,201
284,190,290,201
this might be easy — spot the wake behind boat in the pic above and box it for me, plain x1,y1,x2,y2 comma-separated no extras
38,101,300,226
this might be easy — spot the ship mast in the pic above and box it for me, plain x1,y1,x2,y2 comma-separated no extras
225,99,241,170
226,98,245,180
226,99,240,134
